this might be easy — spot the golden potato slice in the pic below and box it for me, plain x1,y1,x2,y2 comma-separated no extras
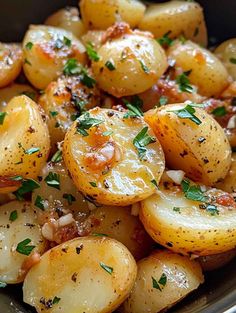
139,0,207,46
215,38,236,80
0,201,46,284
167,40,230,97
216,153,236,193
45,7,85,38
23,237,137,313
140,182,236,256
199,249,236,272
0,43,23,88
145,104,231,185
92,25,168,97
0,95,50,192
123,250,204,313
63,107,165,206
22,25,86,89
80,0,146,30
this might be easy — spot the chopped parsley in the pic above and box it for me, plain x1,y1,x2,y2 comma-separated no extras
24,58,31,66
44,172,60,190
89,182,97,187
25,147,40,155
92,233,108,237
16,238,35,256
76,112,104,136
55,36,71,49
201,204,219,216
34,195,45,210
50,111,58,117
0,112,7,125
139,60,150,73
211,106,227,117
0,282,7,288
13,179,40,200
181,179,208,202
63,36,71,47
100,262,113,275
10,175,23,181
51,150,62,163
157,31,173,47
123,98,143,118
176,71,193,93
151,179,158,187
105,60,116,71
25,42,33,50
63,193,76,205
102,131,113,136
173,207,181,213
86,42,100,62
9,210,18,221
179,34,187,44
52,296,61,305
159,96,168,106
152,273,167,291
230,58,236,64
21,91,37,101
133,127,156,160
168,104,202,125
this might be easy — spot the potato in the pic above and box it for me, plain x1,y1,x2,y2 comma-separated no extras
199,249,236,272
215,38,236,81
22,25,86,89
45,7,86,38
80,0,145,30
23,237,137,313
0,43,23,88
0,201,46,284
82,30,105,50
167,40,230,97
92,26,167,97
39,74,100,150
82,205,153,259
216,153,236,193
0,95,50,193
140,182,236,256
145,104,231,185
139,1,207,46
63,107,165,206
123,250,204,313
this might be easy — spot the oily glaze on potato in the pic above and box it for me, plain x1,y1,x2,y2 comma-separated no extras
0,201,46,284
22,25,86,89
23,236,137,313
216,153,236,193
92,24,168,97
145,104,231,185
123,250,204,313
80,0,146,30
63,107,165,206
140,182,236,256
0,43,23,88
139,0,207,46
45,7,86,38
167,40,230,97
0,95,50,193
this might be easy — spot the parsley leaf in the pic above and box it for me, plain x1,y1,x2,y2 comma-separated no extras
63,193,76,205
139,60,150,73
76,112,104,136
63,36,71,47
9,210,18,221
50,111,58,117
102,131,113,136
51,150,62,163
157,31,173,47
169,104,202,125
211,106,227,117
21,90,37,101
206,204,219,216
0,282,7,288
25,42,33,50
16,238,35,256
45,172,60,190
86,42,100,62
133,127,156,160
181,179,208,202
159,96,168,106
13,179,40,200
151,179,158,187
230,58,236,64
89,182,97,187
176,71,193,93
25,147,40,155
52,296,61,305
34,195,45,210
0,112,7,125
105,60,116,71
152,273,167,291
123,98,143,118
173,207,181,213
100,262,113,274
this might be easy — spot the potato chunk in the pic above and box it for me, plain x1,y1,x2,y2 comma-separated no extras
215,38,236,80
63,107,165,206
216,153,236,193
23,237,137,313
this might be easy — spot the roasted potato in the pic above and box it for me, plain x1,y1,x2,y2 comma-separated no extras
0,43,23,88
215,38,236,80
63,107,165,206
80,0,146,30
82,30,105,50
145,104,231,185
216,153,236,193
123,250,204,313
23,237,137,313
199,249,236,271
45,7,86,38
167,40,230,97
22,25,86,89
0,201,46,284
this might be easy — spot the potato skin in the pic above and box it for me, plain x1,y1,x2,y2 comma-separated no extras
167,40,230,97
199,249,236,272
216,153,236,193
0,201,46,284
0,43,23,88
139,1,207,46
63,107,165,206
92,29,168,97
0,95,50,192
23,236,137,313
80,0,146,30
22,25,86,89
123,250,204,313
145,104,231,186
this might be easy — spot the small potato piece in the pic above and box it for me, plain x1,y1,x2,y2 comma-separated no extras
139,1,207,46
123,250,204,313
0,43,23,88
92,28,167,97
63,107,165,206
23,237,137,313
199,249,236,272
216,153,236,193
39,74,100,150
145,104,231,185
82,205,153,259
215,38,236,80
80,0,145,30
0,95,50,191
45,7,85,38
22,25,86,89
140,184,236,256
0,201,46,284
167,40,230,97
82,30,105,50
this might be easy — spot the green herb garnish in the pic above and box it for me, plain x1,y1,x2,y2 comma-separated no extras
102,131,113,136
51,150,62,163
157,31,173,47
16,238,35,256
25,42,33,50
181,179,208,202
9,210,18,221
100,262,113,275
52,296,61,305
76,112,103,136
25,147,40,155
0,112,7,125
44,172,60,190
152,273,167,291
123,98,143,118
34,195,45,210
13,179,40,200
63,193,76,205
211,106,227,117
133,127,156,160
230,58,236,64
50,111,58,117
86,42,100,62
105,60,116,71
159,96,168,106
151,179,158,187
169,104,202,125
139,60,150,73
176,71,193,93
89,182,97,187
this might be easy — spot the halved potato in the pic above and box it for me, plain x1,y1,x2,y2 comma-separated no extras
215,38,236,80
0,201,46,284
216,153,236,193
0,95,50,193
199,249,236,271
123,250,204,313
140,183,236,256
23,236,137,313
22,25,86,89
0,43,23,88
63,107,165,206
145,104,231,185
